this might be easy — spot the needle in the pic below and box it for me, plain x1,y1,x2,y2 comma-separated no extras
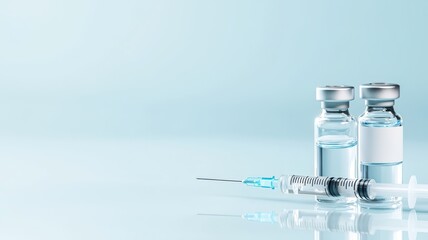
196,177,242,183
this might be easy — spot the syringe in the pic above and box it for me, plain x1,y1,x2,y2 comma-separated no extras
196,175,428,209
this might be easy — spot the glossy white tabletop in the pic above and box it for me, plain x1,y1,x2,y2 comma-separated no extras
1,137,427,240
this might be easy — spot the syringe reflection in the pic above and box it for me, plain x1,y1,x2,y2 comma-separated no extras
199,208,428,240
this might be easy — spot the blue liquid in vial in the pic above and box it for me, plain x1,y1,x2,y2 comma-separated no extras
315,135,357,204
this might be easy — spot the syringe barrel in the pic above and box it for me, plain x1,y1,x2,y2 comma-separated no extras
278,175,375,200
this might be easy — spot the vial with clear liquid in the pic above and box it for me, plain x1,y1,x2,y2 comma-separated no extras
358,83,403,209
314,86,357,205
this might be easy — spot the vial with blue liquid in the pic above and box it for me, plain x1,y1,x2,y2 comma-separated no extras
314,86,357,204
358,83,403,209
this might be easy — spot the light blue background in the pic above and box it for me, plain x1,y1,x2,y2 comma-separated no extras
1,1,428,239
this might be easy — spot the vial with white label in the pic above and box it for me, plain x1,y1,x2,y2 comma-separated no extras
358,83,403,209
314,86,357,204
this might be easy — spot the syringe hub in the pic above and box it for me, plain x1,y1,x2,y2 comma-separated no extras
243,176,277,189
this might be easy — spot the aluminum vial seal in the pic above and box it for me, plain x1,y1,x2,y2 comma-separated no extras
316,85,354,110
359,83,400,107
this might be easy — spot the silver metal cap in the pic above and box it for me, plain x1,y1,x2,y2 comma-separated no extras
316,85,354,109
359,83,400,100
359,83,400,106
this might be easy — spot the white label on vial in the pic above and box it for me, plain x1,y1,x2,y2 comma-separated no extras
359,126,403,164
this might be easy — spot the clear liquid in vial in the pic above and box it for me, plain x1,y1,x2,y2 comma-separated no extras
315,135,357,204
359,162,402,209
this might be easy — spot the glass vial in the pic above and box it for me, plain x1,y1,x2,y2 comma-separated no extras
314,86,357,204
358,83,403,209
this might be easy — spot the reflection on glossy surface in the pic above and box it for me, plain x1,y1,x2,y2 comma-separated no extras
358,208,403,240
199,207,428,240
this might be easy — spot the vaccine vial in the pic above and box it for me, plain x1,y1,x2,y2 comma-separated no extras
358,83,403,209
314,86,357,204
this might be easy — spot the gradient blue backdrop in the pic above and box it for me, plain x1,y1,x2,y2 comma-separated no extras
1,1,428,239
1,0,427,140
